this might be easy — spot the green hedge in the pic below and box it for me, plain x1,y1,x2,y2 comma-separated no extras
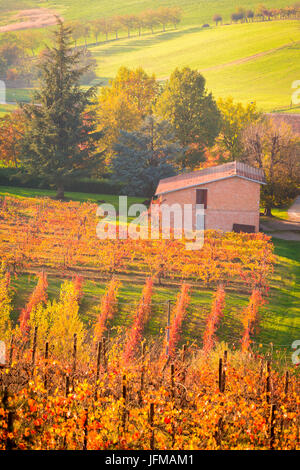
0,168,124,195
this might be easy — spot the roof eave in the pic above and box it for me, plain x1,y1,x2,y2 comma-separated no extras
155,174,266,196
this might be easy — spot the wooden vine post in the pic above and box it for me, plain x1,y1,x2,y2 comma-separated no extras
44,341,49,390
122,374,127,431
266,360,271,404
170,363,175,399
94,341,102,401
102,337,107,371
31,326,38,374
269,404,276,450
218,358,225,393
149,403,155,450
139,342,146,405
165,300,171,357
83,408,88,450
72,333,77,387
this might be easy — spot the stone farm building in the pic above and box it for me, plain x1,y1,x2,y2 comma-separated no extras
154,161,266,233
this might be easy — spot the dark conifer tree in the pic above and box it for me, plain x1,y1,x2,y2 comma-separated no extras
20,19,102,198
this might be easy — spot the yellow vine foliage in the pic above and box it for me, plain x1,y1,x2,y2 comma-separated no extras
29,279,86,362
0,270,12,340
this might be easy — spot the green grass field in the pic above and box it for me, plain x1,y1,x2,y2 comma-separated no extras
0,0,294,25
0,185,143,207
89,20,300,111
0,2,299,112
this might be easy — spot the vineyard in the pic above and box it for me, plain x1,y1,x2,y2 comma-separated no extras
0,196,274,290
0,195,298,450
0,284,299,450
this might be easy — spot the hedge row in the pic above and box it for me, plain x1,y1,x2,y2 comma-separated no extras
0,168,124,195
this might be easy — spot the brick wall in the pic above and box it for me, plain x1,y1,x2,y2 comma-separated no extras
158,176,261,232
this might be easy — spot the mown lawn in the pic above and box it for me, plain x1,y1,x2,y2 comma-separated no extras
0,185,143,208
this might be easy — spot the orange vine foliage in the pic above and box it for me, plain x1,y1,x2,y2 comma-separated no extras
1,336,298,450
168,283,191,358
94,277,121,341
19,272,48,334
122,277,153,363
241,289,265,353
72,274,84,303
0,196,274,291
203,286,226,353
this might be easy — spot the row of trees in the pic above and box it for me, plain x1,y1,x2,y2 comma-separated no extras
66,6,182,46
0,21,299,214
213,3,300,25
0,7,181,86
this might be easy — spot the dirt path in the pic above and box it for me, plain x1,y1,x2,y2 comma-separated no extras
200,41,300,72
260,211,300,241
0,9,63,32
288,196,300,222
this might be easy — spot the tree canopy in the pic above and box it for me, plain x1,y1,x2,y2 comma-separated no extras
19,20,102,198
156,67,221,169
112,115,181,196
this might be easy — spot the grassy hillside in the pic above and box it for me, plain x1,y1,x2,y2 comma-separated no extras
0,0,295,25
0,2,299,113
90,20,300,111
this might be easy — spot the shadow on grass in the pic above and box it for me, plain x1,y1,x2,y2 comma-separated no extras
91,26,207,58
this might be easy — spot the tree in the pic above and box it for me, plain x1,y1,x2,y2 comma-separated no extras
96,66,159,164
142,9,160,34
90,19,103,44
68,20,84,47
242,119,300,215
169,7,182,28
120,14,137,38
213,14,223,26
0,110,25,167
156,67,221,169
111,16,122,40
96,89,141,165
156,7,172,32
19,30,43,56
216,97,261,161
19,20,101,199
246,10,255,21
112,115,180,196
100,17,112,41
81,22,91,46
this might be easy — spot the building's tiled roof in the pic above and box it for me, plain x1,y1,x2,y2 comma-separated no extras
265,113,300,135
155,161,266,195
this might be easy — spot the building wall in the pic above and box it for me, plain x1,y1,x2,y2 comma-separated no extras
158,176,261,232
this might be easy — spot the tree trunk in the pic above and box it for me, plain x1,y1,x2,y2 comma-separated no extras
56,183,65,200
264,207,272,217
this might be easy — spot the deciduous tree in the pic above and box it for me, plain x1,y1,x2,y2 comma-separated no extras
242,118,300,215
156,67,221,169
